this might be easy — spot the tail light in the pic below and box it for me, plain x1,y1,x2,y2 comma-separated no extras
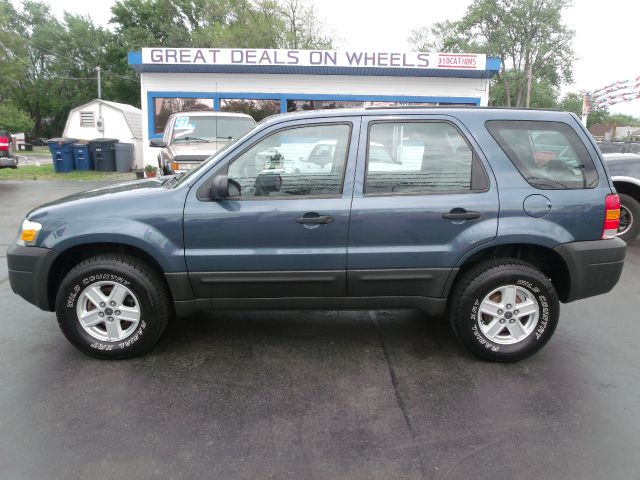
602,194,620,239
0,136,9,151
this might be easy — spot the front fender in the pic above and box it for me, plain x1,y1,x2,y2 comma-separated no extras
38,217,185,272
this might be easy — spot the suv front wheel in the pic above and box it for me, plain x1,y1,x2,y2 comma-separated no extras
449,259,559,362
55,255,171,359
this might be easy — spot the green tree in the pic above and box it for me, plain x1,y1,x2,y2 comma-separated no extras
609,114,640,127
415,0,575,108
408,20,459,52
279,0,333,49
0,1,127,136
0,102,35,132
586,108,610,129
559,92,583,116
490,72,559,108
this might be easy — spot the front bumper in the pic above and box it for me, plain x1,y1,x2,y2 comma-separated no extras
554,237,626,303
7,244,58,311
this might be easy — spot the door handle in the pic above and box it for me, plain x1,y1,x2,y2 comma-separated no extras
295,213,334,225
442,208,481,220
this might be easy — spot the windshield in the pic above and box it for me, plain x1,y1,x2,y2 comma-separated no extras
171,116,255,143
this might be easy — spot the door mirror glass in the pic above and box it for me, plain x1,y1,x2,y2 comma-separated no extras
149,138,166,148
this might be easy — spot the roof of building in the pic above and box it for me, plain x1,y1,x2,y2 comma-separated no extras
71,99,143,139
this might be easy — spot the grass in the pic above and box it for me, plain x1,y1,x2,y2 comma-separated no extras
19,146,52,157
0,163,137,181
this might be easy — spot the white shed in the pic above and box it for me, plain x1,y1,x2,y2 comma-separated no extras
63,99,144,168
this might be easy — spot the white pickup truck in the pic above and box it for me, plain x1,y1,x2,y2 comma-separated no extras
149,111,255,174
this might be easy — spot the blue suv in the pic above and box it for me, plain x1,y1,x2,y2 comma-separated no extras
7,108,626,362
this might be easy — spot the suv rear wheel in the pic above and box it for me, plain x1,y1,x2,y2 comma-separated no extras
55,255,171,359
449,259,559,362
618,193,640,242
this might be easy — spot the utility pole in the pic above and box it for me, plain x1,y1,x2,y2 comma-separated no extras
96,66,102,99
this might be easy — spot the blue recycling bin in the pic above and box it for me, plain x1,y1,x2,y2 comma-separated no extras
47,138,76,173
72,142,93,170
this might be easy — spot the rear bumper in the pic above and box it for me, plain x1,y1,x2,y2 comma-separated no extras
0,156,18,168
554,238,626,303
7,244,58,311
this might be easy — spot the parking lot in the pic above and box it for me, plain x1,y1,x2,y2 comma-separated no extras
1,180,639,480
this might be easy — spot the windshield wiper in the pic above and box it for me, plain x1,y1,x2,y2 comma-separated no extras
162,171,186,187
215,136,234,140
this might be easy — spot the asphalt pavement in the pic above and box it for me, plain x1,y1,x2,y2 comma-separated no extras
1,180,639,480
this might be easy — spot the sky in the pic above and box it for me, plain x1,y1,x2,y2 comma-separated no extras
41,0,640,116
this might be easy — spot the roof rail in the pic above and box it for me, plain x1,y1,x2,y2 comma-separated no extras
363,105,562,112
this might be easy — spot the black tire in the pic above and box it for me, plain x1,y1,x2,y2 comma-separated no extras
55,255,171,359
618,193,640,243
449,259,559,362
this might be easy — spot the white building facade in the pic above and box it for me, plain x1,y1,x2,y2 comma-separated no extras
128,48,501,165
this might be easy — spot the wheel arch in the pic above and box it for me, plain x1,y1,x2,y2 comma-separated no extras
47,242,171,311
613,177,640,202
449,243,572,303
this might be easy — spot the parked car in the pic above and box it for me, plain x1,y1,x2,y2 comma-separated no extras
29,137,49,147
0,130,18,169
149,111,255,174
8,107,626,362
602,152,640,242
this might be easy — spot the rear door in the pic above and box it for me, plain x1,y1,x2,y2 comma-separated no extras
347,115,499,298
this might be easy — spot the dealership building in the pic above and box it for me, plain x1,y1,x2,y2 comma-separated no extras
127,48,501,165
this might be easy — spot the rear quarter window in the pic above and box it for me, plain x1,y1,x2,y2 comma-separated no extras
486,120,598,189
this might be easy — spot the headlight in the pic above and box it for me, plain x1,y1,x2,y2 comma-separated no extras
17,219,42,246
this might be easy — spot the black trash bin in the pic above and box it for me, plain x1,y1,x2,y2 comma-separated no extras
88,138,119,171
114,143,134,173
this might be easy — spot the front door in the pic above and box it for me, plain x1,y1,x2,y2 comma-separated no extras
348,116,499,298
184,118,360,298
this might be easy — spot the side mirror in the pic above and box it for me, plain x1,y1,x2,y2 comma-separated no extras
209,175,241,200
149,138,166,148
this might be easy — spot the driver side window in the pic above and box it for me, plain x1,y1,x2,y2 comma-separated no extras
227,124,351,198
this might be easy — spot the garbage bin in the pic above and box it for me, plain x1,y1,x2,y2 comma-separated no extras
113,143,134,173
47,138,77,173
88,138,119,172
72,142,93,170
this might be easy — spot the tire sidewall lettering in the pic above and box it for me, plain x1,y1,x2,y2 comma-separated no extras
469,276,554,352
66,273,131,309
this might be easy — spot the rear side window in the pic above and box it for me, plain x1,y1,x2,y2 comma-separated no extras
486,120,598,189
365,121,488,195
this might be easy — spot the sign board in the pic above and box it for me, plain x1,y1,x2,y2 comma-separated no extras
141,48,486,71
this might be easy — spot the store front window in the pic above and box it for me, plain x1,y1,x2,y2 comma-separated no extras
287,100,365,112
220,99,280,121
154,97,213,133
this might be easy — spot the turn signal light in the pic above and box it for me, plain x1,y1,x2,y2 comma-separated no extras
171,161,179,172
602,194,620,239
17,219,43,246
